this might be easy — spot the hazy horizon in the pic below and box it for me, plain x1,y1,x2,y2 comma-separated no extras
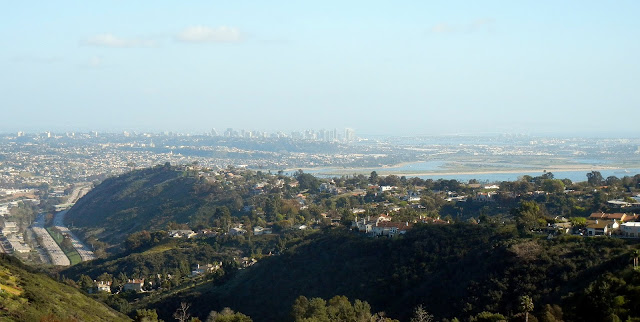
3,2,639,136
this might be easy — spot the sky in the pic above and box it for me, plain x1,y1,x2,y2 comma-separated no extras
2,1,639,136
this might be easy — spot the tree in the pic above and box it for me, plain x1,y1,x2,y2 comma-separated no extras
134,309,159,322
174,302,192,322
78,274,94,291
513,201,544,235
519,295,534,322
206,308,252,322
542,179,565,194
540,304,563,322
61,235,73,252
327,295,356,321
369,171,379,185
295,171,320,191
410,305,434,322
606,176,621,187
470,312,507,322
125,230,152,251
587,171,604,186
570,217,587,228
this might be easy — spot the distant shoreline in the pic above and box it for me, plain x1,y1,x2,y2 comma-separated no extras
283,161,640,178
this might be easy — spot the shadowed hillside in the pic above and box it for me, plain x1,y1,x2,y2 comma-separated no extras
65,164,204,246
141,224,632,322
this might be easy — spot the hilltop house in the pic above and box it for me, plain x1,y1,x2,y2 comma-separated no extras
168,230,197,238
123,279,145,292
253,226,272,235
620,222,640,238
95,280,111,293
586,220,619,237
229,227,247,236
371,222,413,237
589,212,637,222
191,262,222,276
352,215,413,237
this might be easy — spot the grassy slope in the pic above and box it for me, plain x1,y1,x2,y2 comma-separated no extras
0,254,128,321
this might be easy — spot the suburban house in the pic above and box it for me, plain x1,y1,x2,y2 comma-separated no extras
191,262,222,276
95,280,111,293
229,227,247,236
0,221,18,235
168,230,197,238
620,222,640,238
253,226,273,235
352,215,413,237
240,257,257,268
473,192,496,202
589,212,637,222
123,279,145,292
371,222,413,237
586,220,619,236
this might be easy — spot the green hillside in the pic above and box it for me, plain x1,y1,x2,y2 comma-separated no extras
65,164,203,245
0,254,128,321
140,224,636,322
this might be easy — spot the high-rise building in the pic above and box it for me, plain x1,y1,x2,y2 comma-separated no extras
345,128,356,142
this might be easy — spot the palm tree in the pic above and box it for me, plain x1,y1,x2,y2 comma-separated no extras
632,249,639,269
519,295,534,322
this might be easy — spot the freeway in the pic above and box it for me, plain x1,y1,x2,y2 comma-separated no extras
66,183,92,204
31,214,70,266
53,210,96,261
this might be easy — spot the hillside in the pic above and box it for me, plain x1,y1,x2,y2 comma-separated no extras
0,254,128,321
65,164,204,245
139,224,636,322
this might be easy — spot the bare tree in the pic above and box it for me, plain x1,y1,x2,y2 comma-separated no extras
410,305,434,322
173,302,191,322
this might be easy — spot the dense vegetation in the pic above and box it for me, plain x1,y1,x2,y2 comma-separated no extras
127,224,636,321
65,163,199,246
54,165,640,321
0,254,127,321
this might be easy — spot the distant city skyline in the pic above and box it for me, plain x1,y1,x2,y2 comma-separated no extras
2,2,639,137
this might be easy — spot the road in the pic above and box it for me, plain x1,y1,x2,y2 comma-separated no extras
31,214,70,266
66,183,92,204
53,210,96,261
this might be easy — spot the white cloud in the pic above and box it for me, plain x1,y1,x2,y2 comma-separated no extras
83,33,156,48
431,23,456,33
176,26,242,43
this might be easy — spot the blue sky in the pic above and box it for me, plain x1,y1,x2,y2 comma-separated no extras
2,1,639,136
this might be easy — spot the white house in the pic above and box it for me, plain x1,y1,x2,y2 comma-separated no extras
620,222,640,238
191,262,222,276
586,220,619,236
229,227,247,236
253,226,273,235
95,281,111,293
123,279,144,292
168,230,196,238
